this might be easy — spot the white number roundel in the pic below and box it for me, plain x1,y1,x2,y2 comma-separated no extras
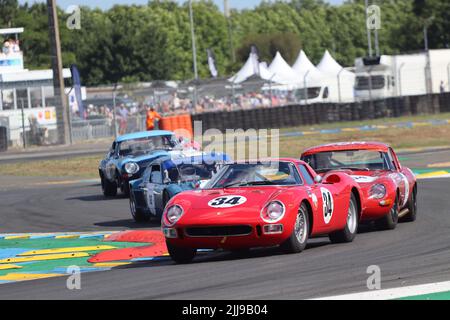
208,196,247,208
320,187,334,224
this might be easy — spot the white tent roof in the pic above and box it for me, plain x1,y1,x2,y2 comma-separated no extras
317,50,355,79
292,50,325,87
268,52,300,84
228,54,255,84
229,54,281,84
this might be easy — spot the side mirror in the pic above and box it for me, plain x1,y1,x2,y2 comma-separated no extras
314,175,323,184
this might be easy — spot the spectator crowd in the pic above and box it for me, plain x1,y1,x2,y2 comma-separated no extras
1,39,21,57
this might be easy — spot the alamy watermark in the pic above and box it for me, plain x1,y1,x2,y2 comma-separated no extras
66,265,81,290
66,5,81,30
367,5,381,30
367,265,381,290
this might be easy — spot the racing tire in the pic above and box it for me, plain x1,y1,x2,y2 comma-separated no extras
101,176,117,197
167,242,197,264
120,177,130,197
162,191,171,213
375,195,399,231
402,186,417,223
130,193,150,223
280,202,310,254
329,193,359,244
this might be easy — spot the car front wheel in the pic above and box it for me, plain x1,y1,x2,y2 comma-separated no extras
130,193,150,223
167,242,197,264
329,193,359,243
101,175,117,197
280,202,310,254
375,195,399,230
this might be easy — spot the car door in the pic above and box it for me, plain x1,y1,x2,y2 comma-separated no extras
105,142,119,181
144,164,163,216
388,148,410,208
298,164,347,233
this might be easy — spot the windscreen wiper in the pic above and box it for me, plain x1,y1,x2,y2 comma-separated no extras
339,167,371,171
222,180,275,188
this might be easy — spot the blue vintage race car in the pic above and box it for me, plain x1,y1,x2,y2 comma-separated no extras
129,152,231,222
99,130,184,197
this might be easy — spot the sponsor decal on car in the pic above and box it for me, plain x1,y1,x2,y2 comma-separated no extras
208,196,247,208
320,187,334,224
351,175,378,183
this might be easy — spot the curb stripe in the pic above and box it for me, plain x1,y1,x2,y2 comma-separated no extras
313,281,450,300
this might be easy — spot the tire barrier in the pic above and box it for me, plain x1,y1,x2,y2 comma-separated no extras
160,114,194,138
0,127,7,152
192,93,450,133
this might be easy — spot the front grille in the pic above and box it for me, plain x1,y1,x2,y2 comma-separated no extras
185,226,253,237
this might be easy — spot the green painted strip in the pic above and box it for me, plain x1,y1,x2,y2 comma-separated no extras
0,238,148,278
399,291,450,300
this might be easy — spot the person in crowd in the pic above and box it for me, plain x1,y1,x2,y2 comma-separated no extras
440,81,446,93
146,106,162,131
118,104,129,135
2,40,11,55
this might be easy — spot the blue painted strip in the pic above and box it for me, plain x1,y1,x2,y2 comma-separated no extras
79,234,106,239
0,280,14,284
0,248,30,259
52,267,109,274
29,235,56,239
320,129,342,134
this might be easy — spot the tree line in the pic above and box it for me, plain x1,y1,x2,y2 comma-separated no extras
0,0,448,86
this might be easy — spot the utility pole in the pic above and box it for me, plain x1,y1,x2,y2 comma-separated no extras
224,0,235,63
365,0,373,57
189,0,198,108
47,0,70,145
424,16,434,95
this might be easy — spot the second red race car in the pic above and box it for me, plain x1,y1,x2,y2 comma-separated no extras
301,142,417,230
162,159,363,264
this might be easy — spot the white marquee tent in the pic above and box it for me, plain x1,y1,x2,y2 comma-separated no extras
316,50,356,102
229,53,277,84
292,50,326,88
268,52,301,85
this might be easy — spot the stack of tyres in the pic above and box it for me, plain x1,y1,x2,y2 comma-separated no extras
0,127,7,152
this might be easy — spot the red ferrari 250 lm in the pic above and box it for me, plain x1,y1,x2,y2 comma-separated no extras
301,142,417,230
162,159,364,264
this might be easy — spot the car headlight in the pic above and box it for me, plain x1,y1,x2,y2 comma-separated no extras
261,201,286,223
124,162,139,175
370,184,387,199
165,205,184,226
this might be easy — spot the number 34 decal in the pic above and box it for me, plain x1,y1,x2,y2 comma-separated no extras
208,196,247,208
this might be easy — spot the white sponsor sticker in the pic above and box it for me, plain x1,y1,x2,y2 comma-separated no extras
399,173,410,207
320,187,334,224
208,196,247,208
351,175,378,183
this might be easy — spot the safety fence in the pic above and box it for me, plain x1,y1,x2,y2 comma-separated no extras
192,93,450,133
2,92,450,149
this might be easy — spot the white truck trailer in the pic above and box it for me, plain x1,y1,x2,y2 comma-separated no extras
354,49,450,100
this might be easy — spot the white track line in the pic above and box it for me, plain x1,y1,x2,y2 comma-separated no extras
313,281,450,300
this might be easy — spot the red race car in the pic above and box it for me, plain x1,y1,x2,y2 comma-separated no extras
162,159,363,264
301,142,417,231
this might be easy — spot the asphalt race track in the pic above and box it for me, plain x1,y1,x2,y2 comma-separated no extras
0,151,449,299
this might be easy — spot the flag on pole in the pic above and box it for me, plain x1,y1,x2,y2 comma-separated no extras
250,45,260,76
207,49,218,78
70,64,85,119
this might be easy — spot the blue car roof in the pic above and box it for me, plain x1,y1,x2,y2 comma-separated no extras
116,131,174,143
171,153,231,165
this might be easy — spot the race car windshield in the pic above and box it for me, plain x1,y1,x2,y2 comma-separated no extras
175,163,218,182
119,136,179,157
206,162,302,189
303,150,393,172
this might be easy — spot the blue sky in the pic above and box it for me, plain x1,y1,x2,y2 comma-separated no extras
19,0,344,11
